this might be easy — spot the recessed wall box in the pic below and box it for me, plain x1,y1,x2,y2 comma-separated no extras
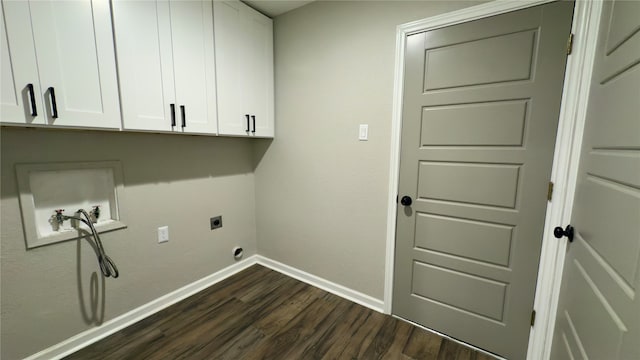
16,161,127,249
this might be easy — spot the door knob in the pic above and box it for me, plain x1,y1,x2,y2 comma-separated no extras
400,196,413,206
553,225,574,242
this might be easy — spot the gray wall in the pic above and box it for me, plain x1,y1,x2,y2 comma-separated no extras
255,0,482,299
1,128,257,359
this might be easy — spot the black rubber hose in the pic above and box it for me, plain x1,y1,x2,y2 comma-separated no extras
66,210,119,278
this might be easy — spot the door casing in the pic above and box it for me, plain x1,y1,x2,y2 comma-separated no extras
384,1,604,359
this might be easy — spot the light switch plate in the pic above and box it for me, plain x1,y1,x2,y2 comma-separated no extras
359,124,368,141
158,226,169,243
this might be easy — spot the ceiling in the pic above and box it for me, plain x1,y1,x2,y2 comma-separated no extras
243,0,315,18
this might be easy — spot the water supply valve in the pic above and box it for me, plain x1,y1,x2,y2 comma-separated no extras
54,209,65,225
49,209,66,231
90,205,101,223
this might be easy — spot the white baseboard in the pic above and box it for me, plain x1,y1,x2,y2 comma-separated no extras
24,255,259,360
255,255,385,313
24,254,385,360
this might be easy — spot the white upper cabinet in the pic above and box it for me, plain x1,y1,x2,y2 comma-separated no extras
0,0,121,129
215,1,274,138
113,0,218,134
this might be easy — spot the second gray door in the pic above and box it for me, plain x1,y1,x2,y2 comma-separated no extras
551,1,640,359
393,2,574,359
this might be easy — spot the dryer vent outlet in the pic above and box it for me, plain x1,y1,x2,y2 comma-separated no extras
232,247,243,260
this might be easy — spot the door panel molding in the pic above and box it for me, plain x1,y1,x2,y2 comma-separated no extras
385,1,604,359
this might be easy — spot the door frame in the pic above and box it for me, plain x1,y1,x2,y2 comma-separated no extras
384,0,603,358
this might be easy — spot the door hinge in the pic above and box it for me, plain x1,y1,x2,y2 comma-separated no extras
531,310,536,327
547,182,554,201
567,33,574,55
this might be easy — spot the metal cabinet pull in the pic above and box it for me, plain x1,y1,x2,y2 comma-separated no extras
170,104,176,127
27,84,37,116
48,87,58,119
245,114,250,132
251,115,256,133
180,105,186,127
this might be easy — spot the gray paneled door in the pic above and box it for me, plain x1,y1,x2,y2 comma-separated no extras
550,1,640,359
393,2,574,359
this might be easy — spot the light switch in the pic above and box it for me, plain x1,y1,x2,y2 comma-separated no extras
359,124,368,141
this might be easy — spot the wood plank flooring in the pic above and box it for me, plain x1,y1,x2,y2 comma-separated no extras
65,265,497,360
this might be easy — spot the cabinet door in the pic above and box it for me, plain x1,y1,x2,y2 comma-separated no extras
242,5,274,138
1,1,44,125
170,0,217,134
214,0,245,136
112,0,175,132
215,1,273,138
29,0,121,129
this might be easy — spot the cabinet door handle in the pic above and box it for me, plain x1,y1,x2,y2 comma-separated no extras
48,87,58,119
170,104,176,127
245,114,250,132
251,115,256,133
27,83,37,116
180,105,186,127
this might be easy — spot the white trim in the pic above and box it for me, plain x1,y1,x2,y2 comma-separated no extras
384,0,600,359
24,256,259,360
255,255,385,313
383,6,407,314
399,0,555,36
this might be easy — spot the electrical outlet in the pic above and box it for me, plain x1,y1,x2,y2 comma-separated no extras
158,226,169,243
210,216,222,230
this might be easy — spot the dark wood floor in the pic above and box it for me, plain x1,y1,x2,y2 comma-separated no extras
65,265,496,360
